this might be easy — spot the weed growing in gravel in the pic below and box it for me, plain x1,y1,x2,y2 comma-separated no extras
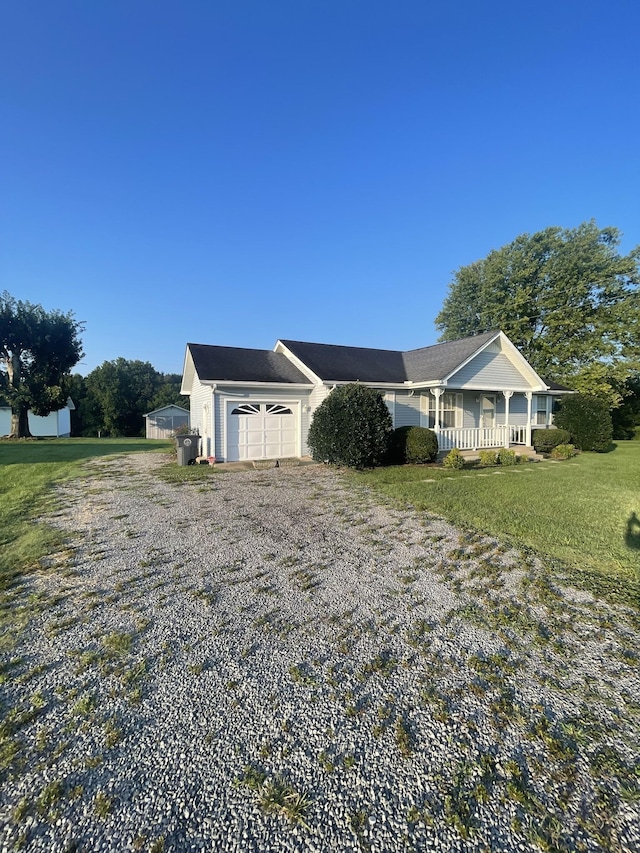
258,778,312,828
94,791,113,817
36,779,64,817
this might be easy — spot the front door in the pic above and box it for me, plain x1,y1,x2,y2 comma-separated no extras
480,395,496,429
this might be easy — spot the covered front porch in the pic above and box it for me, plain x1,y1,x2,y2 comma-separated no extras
424,388,551,452
436,423,530,452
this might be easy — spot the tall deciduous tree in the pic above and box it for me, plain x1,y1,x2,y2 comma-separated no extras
435,222,640,405
0,292,84,437
85,358,161,436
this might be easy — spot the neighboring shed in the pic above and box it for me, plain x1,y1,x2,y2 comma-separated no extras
144,405,190,439
0,399,75,437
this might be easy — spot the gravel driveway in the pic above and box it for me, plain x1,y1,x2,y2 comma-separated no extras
0,452,638,853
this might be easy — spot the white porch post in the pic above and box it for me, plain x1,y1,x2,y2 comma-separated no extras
525,391,533,447
432,388,443,431
502,390,513,447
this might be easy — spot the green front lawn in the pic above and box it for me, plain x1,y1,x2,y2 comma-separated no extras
355,441,640,604
0,438,170,588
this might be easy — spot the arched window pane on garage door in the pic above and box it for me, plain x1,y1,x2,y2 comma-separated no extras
266,404,292,415
231,404,261,415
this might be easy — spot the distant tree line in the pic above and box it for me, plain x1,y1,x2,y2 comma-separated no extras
68,359,187,437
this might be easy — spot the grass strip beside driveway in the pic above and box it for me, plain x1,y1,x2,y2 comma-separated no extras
355,441,640,604
0,438,170,589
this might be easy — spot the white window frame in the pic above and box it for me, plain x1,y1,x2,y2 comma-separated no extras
422,391,462,429
384,391,396,427
534,394,551,427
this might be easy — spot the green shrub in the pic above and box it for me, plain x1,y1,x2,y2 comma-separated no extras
478,450,498,467
307,383,392,469
532,428,571,454
387,426,410,465
388,426,438,464
550,443,577,460
497,449,518,466
554,394,613,452
442,447,465,469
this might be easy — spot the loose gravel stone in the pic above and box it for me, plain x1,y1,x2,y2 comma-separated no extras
0,453,638,853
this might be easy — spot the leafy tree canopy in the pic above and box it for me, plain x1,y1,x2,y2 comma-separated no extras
435,221,640,406
83,360,187,437
0,291,84,437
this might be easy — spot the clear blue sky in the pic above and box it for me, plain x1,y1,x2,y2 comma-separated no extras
2,0,639,376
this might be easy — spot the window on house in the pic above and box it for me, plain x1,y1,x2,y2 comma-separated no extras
425,392,461,429
535,395,550,426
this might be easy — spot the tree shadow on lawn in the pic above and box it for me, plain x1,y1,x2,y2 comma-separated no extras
625,512,640,551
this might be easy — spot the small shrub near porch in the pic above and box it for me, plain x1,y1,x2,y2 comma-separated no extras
442,447,465,469
478,450,499,467
389,426,438,464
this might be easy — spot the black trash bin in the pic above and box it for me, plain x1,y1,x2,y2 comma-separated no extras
176,434,200,466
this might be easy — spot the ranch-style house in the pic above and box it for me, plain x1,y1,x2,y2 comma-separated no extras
180,330,569,463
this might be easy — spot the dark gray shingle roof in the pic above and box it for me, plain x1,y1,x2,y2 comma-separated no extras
403,330,499,382
281,330,500,383
188,343,311,384
278,340,407,382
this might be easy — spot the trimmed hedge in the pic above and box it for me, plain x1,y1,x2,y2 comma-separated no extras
532,428,571,454
389,426,438,464
307,383,392,469
553,394,613,452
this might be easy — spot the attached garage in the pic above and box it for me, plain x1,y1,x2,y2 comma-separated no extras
226,402,297,461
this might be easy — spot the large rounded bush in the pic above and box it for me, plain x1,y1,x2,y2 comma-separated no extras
388,426,438,464
553,393,613,452
307,383,392,469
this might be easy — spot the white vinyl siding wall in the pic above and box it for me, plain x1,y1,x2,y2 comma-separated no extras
394,391,422,428
304,384,330,456
449,351,529,390
189,382,212,456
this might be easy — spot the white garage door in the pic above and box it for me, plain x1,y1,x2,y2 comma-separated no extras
227,403,297,461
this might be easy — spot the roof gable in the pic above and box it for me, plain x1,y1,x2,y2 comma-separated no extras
186,343,311,384
403,330,499,382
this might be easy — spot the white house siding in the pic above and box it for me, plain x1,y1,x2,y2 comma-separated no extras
304,384,330,456
394,391,421,428
188,381,211,456
449,350,530,390
508,394,529,426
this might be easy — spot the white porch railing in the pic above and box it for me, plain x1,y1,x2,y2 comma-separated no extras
437,425,529,451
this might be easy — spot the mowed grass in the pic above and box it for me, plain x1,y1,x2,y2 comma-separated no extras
356,441,640,604
0,438,170,588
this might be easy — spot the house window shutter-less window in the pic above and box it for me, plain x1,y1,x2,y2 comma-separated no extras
424,392,462,429
534,395,549,426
